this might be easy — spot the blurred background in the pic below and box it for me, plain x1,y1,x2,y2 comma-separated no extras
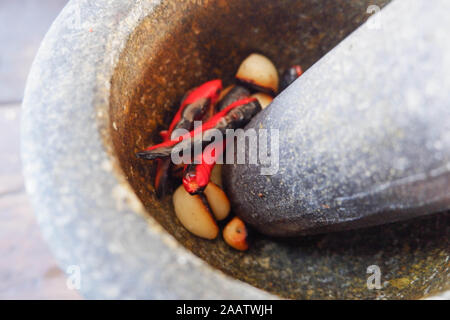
0,0,81,299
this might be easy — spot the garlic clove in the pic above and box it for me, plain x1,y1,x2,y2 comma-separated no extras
236,53,279,94
173,185,219,239
210,164,223,187
204,182,230,221
223,217,249,251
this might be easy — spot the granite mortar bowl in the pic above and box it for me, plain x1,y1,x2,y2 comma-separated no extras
22,0,449,299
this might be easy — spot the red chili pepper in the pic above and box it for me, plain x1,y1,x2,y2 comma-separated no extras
182,140,226,194
136,97,260,160
293,65,303,77
280,65,303,91
153,79,222,197
215,85,250,112
165,79,222,140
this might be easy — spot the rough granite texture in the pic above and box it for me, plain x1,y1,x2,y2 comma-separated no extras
22,0,448,299
22,0,273,299
225,0,450,237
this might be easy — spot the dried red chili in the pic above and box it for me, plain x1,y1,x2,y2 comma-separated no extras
182,140,226,195
154,79,222,197
215,85,250,112
160,79,222,141
136,97,261,161
280,65,303,91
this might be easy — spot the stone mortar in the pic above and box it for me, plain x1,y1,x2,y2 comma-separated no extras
22,0,448,299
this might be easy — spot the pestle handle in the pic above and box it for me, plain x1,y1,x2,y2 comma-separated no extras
223,0,450,237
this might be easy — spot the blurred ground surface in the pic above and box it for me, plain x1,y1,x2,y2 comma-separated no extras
0,0,81,299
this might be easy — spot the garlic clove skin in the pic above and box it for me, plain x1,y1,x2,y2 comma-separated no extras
204,182,230,221
173,185,219,239
236,53,279,94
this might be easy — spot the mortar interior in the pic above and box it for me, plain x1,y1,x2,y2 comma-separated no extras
108,0,448,299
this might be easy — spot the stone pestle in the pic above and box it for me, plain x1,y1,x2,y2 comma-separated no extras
223,0,450,237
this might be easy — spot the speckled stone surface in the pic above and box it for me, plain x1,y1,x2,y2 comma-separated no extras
21,0,272,299
225,0,450,236
21,0,449,300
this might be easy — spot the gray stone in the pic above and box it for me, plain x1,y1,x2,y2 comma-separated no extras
21,0,449,300
22,0,272,299
225,0,450,237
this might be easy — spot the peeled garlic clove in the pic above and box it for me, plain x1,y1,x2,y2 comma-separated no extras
236,53,279,95
204,182,230,221
173,185,219,239
210,164,222,187
251,93,273,109
223,217,249,251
